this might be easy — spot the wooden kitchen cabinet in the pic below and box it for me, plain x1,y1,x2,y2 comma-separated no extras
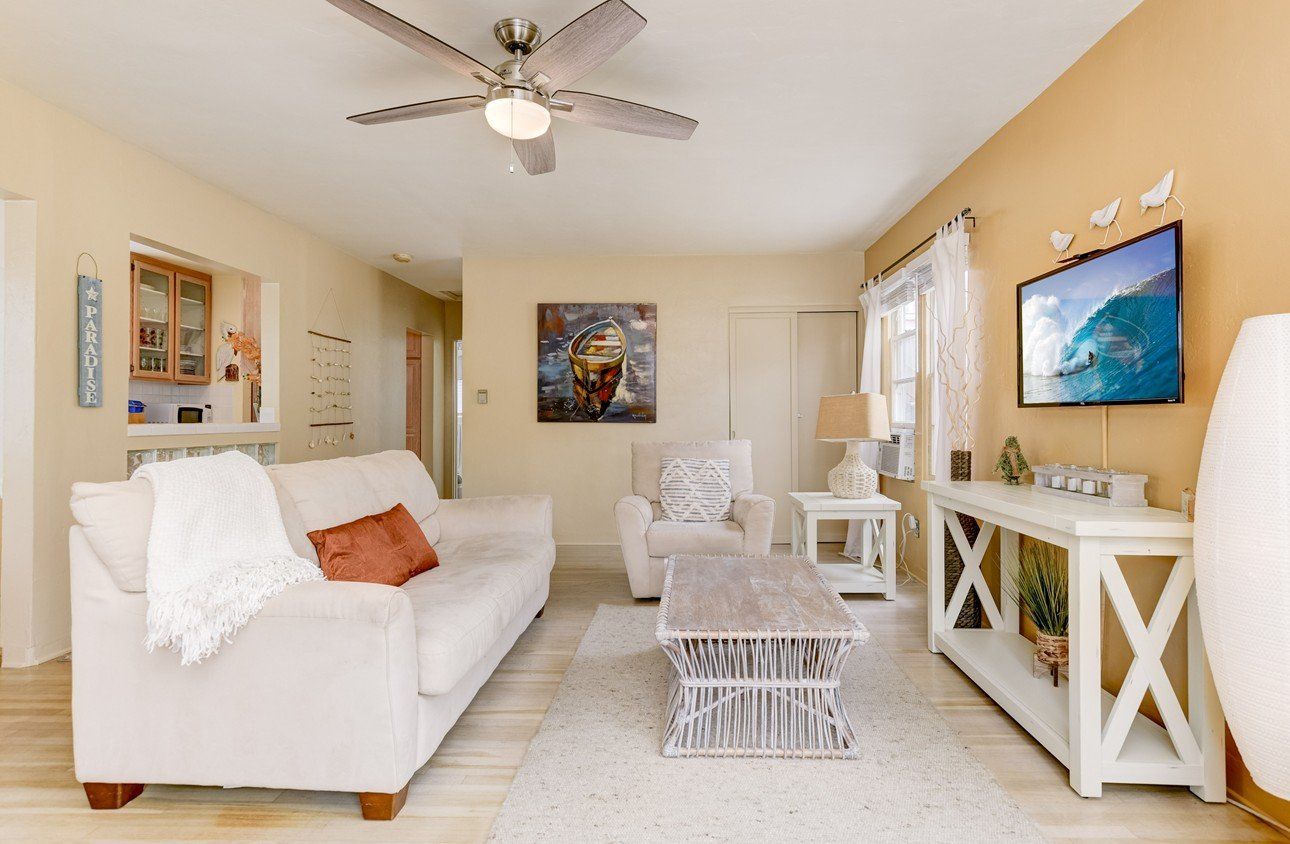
130,254,212,384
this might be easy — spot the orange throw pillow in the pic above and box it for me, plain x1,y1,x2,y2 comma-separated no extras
307,503,438,587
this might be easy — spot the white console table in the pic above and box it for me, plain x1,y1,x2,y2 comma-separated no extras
924,481,1224,801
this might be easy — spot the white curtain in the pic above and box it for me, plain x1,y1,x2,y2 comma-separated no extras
842,282,885,559
928,216,973,482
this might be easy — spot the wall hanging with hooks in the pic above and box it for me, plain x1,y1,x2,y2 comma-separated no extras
307,288,354,449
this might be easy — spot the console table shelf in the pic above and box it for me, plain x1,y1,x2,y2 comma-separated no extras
924,480,1224,800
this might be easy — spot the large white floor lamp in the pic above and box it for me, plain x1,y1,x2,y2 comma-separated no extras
1195,313,1290,799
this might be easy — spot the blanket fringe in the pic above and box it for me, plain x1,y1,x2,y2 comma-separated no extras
145,555,321,666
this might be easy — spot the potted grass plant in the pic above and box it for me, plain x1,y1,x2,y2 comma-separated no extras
1004,541,1069,686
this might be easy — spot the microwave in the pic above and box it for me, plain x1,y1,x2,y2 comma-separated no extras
144,403,211,424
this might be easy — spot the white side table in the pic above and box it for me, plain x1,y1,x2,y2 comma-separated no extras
788,492,901,599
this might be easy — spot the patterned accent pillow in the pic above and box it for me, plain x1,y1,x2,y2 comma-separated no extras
659,457,732,522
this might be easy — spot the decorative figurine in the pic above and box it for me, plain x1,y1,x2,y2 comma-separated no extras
994,435,1030,485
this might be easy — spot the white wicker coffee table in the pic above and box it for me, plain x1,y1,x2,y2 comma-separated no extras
655,554,869,759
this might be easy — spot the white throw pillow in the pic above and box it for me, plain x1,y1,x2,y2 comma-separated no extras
659,457,732,522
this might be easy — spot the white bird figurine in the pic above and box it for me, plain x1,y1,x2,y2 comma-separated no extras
1089,197,1123,245
1050,230,1075,260
1139,169,1185,224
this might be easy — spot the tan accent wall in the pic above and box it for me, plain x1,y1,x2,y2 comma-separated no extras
461,253,863,543
0,77,448,665
864,0,1290,825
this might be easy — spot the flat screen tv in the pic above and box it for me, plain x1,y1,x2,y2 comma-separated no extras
1017,220,1183,407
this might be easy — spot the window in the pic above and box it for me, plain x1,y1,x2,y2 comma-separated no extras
889,299,918,428
877,253,932,431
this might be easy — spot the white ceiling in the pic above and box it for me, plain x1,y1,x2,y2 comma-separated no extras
0,1,1139,293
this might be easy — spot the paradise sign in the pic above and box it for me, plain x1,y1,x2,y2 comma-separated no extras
77,274,103,407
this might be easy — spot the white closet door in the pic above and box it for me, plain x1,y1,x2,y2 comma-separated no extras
729,313,796,542
796,311,859,541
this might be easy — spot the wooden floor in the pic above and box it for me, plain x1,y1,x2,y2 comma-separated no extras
0,545,1282,842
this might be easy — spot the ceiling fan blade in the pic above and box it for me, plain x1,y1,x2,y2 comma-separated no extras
348,95,485,125
521,0,646,93
514,130,556,175
553,91,697,140
326,0,503,85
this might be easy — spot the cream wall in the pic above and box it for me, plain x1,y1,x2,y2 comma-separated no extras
864,0,1289,825
0,77,449,666
461,253,863,543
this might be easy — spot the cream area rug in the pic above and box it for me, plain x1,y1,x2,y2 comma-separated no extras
489,604,1044,843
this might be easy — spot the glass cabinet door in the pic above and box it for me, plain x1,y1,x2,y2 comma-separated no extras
176,273,210,383
133,261,173,379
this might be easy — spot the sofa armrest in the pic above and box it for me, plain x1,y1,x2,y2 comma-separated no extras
435,494,554,542
732,492,775,554
70,528,420,793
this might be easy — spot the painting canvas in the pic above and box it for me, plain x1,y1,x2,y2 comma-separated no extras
538,303,656,423
1018,222,1182,407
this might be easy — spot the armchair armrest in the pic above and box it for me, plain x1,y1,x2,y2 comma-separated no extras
615,495,656,597
435,494,554,542
69,528,420,793
615,494,653,531
732,492,775,554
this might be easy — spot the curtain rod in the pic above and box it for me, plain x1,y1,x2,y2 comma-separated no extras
861,207,976,289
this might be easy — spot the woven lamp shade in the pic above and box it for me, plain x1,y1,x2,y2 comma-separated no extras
816,393,891,442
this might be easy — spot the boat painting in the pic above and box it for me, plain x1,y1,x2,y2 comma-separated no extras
538,303,656,423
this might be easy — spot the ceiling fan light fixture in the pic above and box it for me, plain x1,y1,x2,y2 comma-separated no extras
484,88,551,140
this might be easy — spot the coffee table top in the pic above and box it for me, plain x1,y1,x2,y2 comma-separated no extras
657,554,866,641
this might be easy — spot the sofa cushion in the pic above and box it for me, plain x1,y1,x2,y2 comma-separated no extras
309,503,439,586
352,450,439,523
265,457,383,533
69,478,153,592
69,470,318,592
646,520,745,557
401,532,554,695
632,440,753,503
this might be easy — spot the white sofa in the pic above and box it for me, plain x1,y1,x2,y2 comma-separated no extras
614,440,775,598
67,450,553,820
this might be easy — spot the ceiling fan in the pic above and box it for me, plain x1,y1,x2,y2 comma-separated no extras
325,0,698,175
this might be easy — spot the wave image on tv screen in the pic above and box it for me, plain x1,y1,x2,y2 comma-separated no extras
1019,226,1180,405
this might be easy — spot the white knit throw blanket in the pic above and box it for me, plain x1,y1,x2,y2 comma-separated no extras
134,451,321,665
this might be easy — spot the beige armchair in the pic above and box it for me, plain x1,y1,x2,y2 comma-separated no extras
615,440,775,598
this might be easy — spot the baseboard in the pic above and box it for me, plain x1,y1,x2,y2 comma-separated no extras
1228,792,1290,837
1,636,70,668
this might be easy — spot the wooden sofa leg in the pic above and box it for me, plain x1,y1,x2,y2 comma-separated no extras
83,782,145,809
536,604,546,619
359,785,408,820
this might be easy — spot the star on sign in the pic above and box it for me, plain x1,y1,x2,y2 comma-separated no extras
86,288,99,301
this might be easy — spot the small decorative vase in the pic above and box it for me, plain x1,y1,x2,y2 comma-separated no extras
1033,632,1069,687
827,440,877,499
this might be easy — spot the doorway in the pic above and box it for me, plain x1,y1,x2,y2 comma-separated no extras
729,307,859,543
405,330,422,458
452,339,463,498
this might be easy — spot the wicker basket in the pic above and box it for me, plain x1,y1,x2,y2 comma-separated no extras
943,450,982,628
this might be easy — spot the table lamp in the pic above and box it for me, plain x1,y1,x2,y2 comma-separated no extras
816,392,891,499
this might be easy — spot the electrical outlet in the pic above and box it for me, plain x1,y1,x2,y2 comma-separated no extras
904,513,921,538
476,389,488,405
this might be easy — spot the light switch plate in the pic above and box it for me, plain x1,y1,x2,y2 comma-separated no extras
476,389,488,405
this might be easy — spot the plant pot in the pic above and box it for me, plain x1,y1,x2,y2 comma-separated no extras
1033,632,1069,687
